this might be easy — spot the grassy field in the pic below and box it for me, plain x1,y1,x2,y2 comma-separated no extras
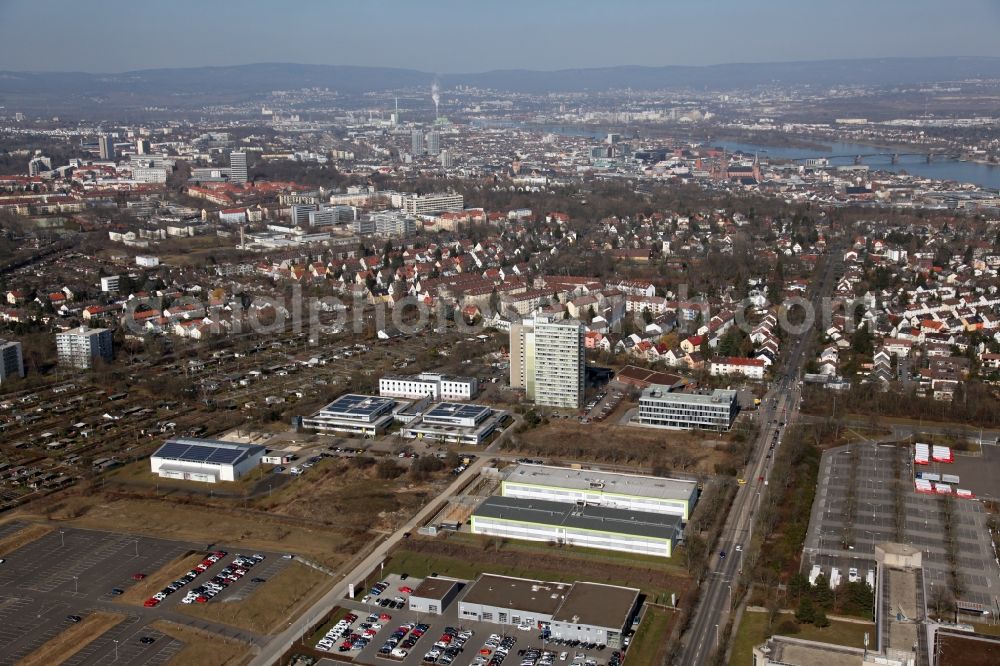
149,620,247,666
385,537,689,604
179,562,331,634
119,551,202,606
730,610,874,665
0,523,52,556
18,611,124,666
626,607,674,666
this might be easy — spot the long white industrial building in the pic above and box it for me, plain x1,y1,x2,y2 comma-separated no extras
501,463,698,520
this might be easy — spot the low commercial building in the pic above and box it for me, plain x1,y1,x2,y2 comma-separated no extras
458,574,639,648
150,438,265,483
379,372,479,401
502,463,698,520
401,402,507,446
408,577,464,615
634,386,738,431
301,394,401,437
471,496,682,558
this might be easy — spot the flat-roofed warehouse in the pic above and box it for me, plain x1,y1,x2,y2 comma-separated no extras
471,495,682,557
150,438,265,483
400,401,508,446
300,394,401,437
408,577,464,615
502,463,698,520
458,573,639,648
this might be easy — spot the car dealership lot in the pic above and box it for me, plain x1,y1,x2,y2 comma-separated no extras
313,575,617,666
0,523,269,664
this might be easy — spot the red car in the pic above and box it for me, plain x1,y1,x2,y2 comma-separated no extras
379,613,392,622
143,598,159,607
132,573,147,581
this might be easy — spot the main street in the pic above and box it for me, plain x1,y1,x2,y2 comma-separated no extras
676,247,841,665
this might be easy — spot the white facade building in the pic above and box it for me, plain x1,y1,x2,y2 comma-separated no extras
634,387,738,431
709,356,766,380
379,372,478,401
150,438,265,483
56,327,113,369
401,192,464,215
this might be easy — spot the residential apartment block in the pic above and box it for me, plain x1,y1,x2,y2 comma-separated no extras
55,326,113,369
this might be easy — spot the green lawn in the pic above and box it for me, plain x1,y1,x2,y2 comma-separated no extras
730,611,874,665
384,545,684,602
627,607,673,665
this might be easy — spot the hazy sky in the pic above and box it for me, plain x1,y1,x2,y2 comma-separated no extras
2,0,999,73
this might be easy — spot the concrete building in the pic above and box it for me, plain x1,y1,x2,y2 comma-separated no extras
100,275,121,293
400,402,507,446
379,372,479,401
510,314,584,408
458,574,639,647
634,387,738,431
300,394,400,437
411,130,424,156
502,464,698,520
425,131,440,155
56,326,113,369
0,339,25,383
28,155,52,176
98,135,115,160
229,151,248,183
150,438,265,483
471,496,682,558
401,192,464,215
131,166,168,183
408,577,463,615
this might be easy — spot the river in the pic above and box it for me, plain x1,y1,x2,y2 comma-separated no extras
702,140,1000,191
525,124,1000,190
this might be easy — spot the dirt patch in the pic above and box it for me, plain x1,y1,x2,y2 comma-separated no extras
148,620,247,666
17,611,124,666
119,551,202,606
0,523,52,556
504,417,732,474
179,561,331,633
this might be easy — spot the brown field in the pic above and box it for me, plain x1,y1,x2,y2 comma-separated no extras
15,492,360,570
149,620,247,666
0,523,53,556
119,551,203,605
17,611,124,666
506,417,732,474
179,561,331,633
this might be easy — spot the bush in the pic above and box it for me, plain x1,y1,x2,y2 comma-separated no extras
814,609,830,628
376,459,403,479
776,619,800,635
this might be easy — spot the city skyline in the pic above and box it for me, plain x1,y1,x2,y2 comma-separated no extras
1,0,999,73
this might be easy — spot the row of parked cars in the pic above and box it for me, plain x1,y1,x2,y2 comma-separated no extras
422,627,474,665
180,553,265,604
314,611,360,652
472,633,517,666
143,550,228,607
376,620,430,658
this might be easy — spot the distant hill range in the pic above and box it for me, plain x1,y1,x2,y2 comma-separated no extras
1,57,999,103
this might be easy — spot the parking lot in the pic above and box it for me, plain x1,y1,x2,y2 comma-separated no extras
803,442,1000,609
0,522,279,664
309,573,624,666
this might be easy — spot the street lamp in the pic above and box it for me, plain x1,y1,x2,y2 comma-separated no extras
73,575,78,594
113,639,119,661
59,530,65,547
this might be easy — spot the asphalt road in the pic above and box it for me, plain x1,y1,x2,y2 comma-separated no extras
676,248,841,665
